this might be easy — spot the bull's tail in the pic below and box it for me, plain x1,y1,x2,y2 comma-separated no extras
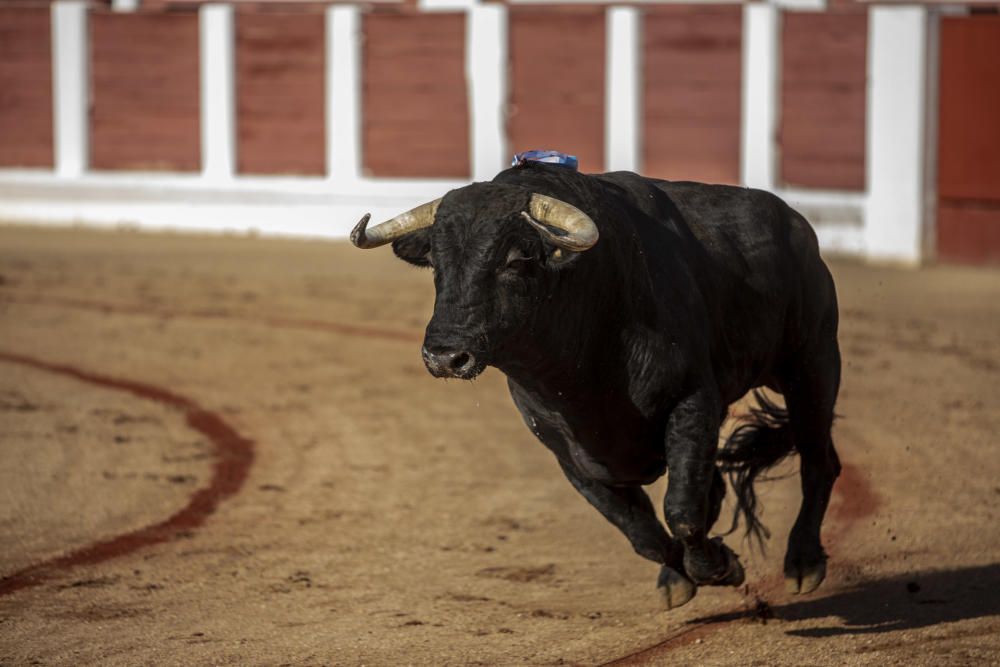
716,390,796,551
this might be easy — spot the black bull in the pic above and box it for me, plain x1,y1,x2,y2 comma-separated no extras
351,163,841,610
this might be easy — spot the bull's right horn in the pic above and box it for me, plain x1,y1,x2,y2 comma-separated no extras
350,198,442,249
521,194,599,252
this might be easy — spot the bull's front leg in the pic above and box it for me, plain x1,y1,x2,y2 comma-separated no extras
557,461,696,609
663,392,746,589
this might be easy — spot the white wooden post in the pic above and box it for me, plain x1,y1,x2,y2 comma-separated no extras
200,4,235,181
468,4,508,181
327,5,362,184
605,6,640,173
51,1,88,178
865,6,927,264
741,2,779,190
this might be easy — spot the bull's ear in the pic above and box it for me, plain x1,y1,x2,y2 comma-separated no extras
542,244,582,269
391,228,432,267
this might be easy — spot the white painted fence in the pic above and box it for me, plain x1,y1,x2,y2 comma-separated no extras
0,0,931,264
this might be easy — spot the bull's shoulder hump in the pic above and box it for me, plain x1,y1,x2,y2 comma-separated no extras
592,174,811,247
596,176,766,214
593,170,662,193
653,182,794,227
652,180,761,203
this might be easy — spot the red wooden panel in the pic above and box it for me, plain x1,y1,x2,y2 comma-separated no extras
937,202,1000,264
938,15,1000,203
780,12,867,190
362,12,469,179
236,11,325,175
936,15,1000,264
642,5,741,184
509,7,605,173
0,7,54,168
90,12,200,172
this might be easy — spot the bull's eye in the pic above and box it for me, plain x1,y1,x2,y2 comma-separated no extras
500,247,532,277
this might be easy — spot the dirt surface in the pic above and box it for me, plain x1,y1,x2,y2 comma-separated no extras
0,224,998,666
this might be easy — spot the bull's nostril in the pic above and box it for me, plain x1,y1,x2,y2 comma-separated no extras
451,352,472,371
422,345,479,378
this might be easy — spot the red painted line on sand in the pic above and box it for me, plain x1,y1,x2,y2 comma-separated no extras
0,351,255,597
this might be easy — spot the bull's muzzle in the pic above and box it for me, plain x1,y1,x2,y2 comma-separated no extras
421,345,481,380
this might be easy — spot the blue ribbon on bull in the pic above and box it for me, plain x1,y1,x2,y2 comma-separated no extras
511,150,579,171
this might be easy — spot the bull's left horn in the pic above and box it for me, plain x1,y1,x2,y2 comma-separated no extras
521,194,599,252
350,198,442,249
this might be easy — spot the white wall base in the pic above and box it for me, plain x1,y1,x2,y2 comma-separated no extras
0,173,465,239
0,171,865,259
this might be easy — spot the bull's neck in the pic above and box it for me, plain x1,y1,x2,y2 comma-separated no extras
496,331,614,399
495,251,647,405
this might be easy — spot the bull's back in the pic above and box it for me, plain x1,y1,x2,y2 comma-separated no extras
652,180,808,273
602,173,837,396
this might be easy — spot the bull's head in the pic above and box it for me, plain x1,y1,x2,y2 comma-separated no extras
350,183,599,380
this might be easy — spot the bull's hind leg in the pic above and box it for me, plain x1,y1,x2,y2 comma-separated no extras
783,339,842,594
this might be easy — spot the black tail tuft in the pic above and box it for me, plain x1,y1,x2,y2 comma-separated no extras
717,390,796,552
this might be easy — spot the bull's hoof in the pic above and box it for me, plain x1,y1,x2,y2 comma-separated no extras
657,566,697,610
683,538,745,587
785,558,826,595
717,544,746,587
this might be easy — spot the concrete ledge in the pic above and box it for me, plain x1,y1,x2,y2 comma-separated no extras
0,175,456,238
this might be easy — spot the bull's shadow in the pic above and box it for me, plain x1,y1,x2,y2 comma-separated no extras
691,563,1000,638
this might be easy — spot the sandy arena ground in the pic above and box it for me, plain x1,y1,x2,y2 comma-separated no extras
0,224,998,666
